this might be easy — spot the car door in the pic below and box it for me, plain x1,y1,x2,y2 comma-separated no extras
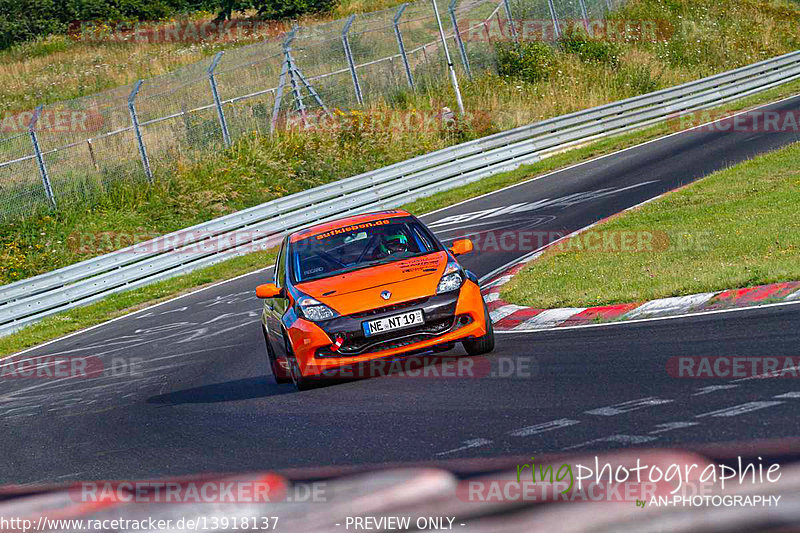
265,237,289,358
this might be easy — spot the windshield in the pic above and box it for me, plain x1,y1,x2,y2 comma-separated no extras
289,217,441,283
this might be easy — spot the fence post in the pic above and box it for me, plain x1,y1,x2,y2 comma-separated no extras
342,15,364,105
270,29,294,134
431,0,465,116
393,4,415,90
578,0,592,36
207,51,231,148
546,0,562,41
448,0,472,80
29,106,56,210
501,0,519,44
128,80,153,182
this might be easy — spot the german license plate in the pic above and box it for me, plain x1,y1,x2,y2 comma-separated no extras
362,309,424,337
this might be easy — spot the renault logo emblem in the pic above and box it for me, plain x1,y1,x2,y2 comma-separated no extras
381,290,392,300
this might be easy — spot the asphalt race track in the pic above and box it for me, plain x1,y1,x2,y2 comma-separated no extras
3,95,800,485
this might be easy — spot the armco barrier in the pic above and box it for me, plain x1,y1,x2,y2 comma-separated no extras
2,50,800,337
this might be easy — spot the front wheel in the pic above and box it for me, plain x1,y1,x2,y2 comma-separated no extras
462,301,495,356
286,338,319,391
263,326,291,384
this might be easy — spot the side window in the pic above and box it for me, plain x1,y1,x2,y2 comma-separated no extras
412,225,434,251
275,239,287,288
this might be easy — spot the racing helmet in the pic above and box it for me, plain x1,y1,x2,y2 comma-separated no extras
379,232,409,255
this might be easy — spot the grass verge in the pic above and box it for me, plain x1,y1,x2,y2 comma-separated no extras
501,140,800,309
2,78,800,357
4,0,800,283
0,249,275,357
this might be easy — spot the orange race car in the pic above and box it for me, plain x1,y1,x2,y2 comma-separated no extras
255,209,494,390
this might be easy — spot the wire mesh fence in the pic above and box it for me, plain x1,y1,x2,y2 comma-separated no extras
0,0,619,221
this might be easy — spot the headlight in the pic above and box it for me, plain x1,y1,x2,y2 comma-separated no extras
437,263,464,294
296,296,337,322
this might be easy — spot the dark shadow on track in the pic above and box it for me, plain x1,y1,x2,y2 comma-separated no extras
147,377,293,405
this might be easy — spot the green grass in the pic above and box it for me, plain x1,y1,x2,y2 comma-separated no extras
3,78,800,357
3,0,800,355
501,141,800,309
3,0,800,285
0,249,276,357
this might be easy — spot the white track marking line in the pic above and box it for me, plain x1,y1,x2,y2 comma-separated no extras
623,293,717,320
774,392,800,399
623,293,717,319
495,299,800,334
517,307,586,329
649,422,700,435
733,364,800,382
563,434,658,451
585,397,673,416
695,401,784,418
8,266,273,358
477,182,662,285
692,385,739,396
12,94,800,356
489,305,528,322
509,419,580,437
421,92,800,219
435,438,492,456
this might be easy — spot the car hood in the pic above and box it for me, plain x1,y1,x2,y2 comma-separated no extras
295,251,448,316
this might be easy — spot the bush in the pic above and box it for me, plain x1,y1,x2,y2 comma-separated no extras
496,41,555,84
0,0,63,50
560,28,621,68
215,0,337,21
0,0,219,50
613,63,662,96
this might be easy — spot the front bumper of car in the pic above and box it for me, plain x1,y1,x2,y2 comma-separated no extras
285,279,487,378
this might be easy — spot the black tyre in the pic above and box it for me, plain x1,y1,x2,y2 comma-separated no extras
463,300,495,356
263,326,291,384
286,338,319,391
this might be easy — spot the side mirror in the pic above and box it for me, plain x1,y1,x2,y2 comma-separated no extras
449,238,474,257
255,283,282,299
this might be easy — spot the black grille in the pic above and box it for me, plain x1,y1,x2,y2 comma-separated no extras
318,317,456,357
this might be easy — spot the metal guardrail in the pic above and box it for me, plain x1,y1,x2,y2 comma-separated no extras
2,50,800,337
